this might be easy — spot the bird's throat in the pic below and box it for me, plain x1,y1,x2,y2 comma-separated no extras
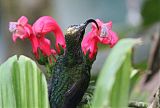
65,42,83,65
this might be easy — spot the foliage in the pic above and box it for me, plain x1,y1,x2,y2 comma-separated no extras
92,38,141,108
0,38,141,108
141,0,160,26
0,55,49,108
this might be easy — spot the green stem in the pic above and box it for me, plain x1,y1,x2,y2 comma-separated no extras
46,63,51,74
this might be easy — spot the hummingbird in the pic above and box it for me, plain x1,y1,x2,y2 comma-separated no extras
48,19,99,108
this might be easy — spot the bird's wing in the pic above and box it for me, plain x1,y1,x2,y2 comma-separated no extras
62,65,91,107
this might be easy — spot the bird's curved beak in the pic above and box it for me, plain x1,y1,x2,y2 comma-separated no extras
84,19,99,30
79,19,99,40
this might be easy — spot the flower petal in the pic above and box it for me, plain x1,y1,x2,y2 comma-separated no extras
39,37,52,56
17,16,28,26
105,21,112,30
33,16,66,54
82,31,98,59
29,35,39,57
108,30,119,47
12,34,18,42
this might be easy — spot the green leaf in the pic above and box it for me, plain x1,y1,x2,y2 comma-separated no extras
0,55,49,108
129,69,141,94
92,38,141,108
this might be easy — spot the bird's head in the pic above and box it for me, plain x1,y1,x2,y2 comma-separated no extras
65,19,99,45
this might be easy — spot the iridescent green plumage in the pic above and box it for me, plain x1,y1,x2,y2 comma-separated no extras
48,19,98,108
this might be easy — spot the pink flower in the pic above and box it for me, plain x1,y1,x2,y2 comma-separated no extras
9,16,39,57
32,16,66,54
92,19,119,47
81,31,99,59
9,16,32,42
81,19,119,60
9,16,56,59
